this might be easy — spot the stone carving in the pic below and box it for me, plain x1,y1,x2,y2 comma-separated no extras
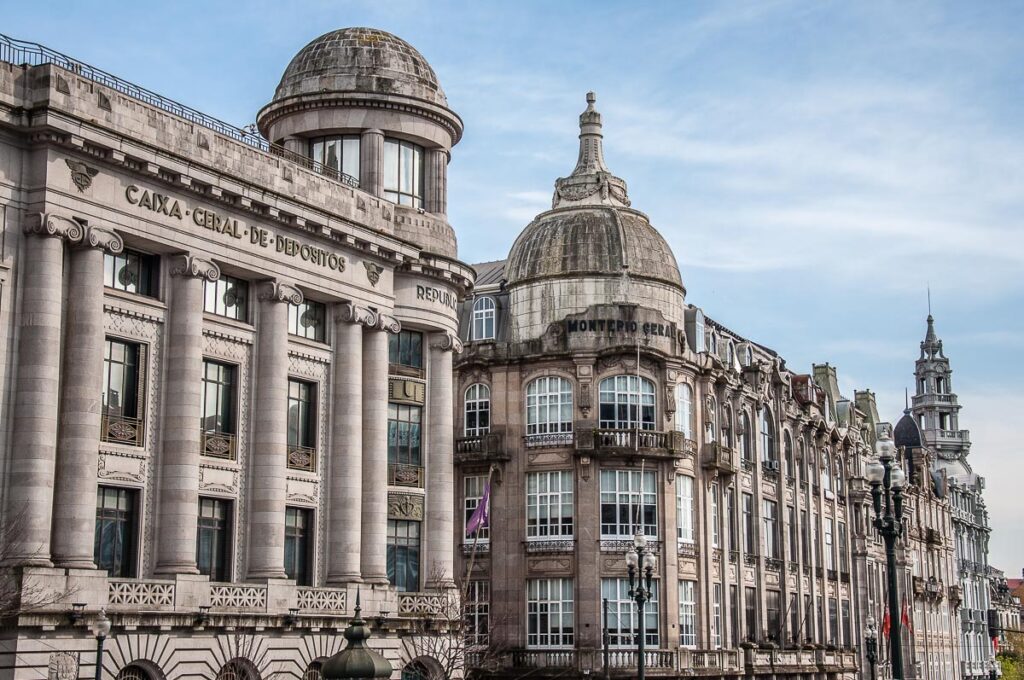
77,226,124,253
97,454,145,483
336,301,375,327
65,158,98,192
388,492,424,520
431,332,464,354
24,212,86,241
55,75,70,94
169,254,220,282
257,280,303,305
108,580,174,608
363,260,384,286
210,584,267,609
48,652,79,680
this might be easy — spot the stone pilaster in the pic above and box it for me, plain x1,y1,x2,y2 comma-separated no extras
326,303,373,584
360,311,400,584
359,129,385,198
425,331,460,587
247,281,302,580
424,149,449,215
155,254,220,575
7,214,85,566
52,226,124,568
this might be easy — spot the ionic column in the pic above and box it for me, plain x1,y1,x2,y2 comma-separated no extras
359,129,384,198
425,331,460,588
360,312,400,584
326,303,372,584
424,149,449,215
247,281,301,580
52,226,124,568
155,255,220,575
7,214,84,566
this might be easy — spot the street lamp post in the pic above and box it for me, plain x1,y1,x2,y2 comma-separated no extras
866,432,907,680
625,532,657,680
92,608,111,680
865,615,878,680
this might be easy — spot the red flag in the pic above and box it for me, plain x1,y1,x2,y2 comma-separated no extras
881,608,891,638
993,637,1000,654
901,597,913,635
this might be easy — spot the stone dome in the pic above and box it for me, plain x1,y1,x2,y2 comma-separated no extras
505,93,684,293
272,28,447,107
506,206,684,290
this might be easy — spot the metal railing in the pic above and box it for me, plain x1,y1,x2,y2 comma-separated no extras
101,413,144,446
287,445,317,472
593,428,672,450
523,432,574,448
0,33,358,188
387,463,424,488
202,431,236,461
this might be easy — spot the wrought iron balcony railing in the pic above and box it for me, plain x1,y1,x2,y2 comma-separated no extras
287,445,316,472
387,463,424,488
101,414,144,446
202,431,236,461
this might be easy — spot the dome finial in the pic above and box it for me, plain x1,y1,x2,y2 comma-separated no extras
550,92,631,209
586,91,597,110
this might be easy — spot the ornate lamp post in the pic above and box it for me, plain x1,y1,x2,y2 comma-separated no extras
866,433,907,680
92,609,111,680
625,532,657,680
864,615,878,680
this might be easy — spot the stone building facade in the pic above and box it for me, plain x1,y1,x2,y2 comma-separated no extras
0,29,472,680
452,94,865,678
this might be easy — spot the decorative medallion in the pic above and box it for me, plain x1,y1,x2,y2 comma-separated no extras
364,261,384,286
48,652,79,680
65,159,98,192
388,492,424,521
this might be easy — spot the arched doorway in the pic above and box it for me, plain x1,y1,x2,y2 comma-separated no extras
215,659,260,680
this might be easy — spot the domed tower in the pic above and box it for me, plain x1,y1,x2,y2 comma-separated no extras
504,93,685,341
911,314,970,462
257,28,463,256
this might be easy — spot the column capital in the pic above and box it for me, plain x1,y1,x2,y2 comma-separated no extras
430,331,463,354
256,280,303,305
169,254,221,282
24,212,86,242
360,309,401,334
73,226,124,254
336,301,376,328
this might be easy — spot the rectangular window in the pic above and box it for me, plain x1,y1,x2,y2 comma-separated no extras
203,275,248,321
383,138,425,208
763,499,778,559
766,589,782,643
197,497,232,582
838,521,849,574
789,593,799,645
104,249,158,297
288,300,326,342
287,379,317,471
603,578,659,647
787,506,798,562
817,597,825,642
713,583,723,647
828,597,838,645
745,586,758,642
388,330,424,375
284,507,313,586
742,493,755,554
841,599,851,646
102,338,144,445
527,578,574,648
387,519,421,592
730,585,740,647
710,481,720,548
310,135,360,181
811,512,819,566
94,486,137,577
803,594,812,644
527,471,574,539
825,518,835,571
388,403,423,466
676,476,695,544
800,509,810,563
466,580,490,647
726,488,738,551
679,579,697,647
465,475,490,542
600,469,657,538
201,360,237,434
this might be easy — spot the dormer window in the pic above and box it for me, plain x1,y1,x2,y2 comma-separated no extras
472,297,496,340
693,310,706,353
383,138,424,208
310,136,360,182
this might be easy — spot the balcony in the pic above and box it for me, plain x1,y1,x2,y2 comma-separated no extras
576,428,688,460
287,445,316,472
461,541,491,557
524,432,575,449
701,442,736,475
926,527,942,547
455,432,508,464
388,463,424,488
912,392,958,408
677,541,699,558
202,430,236,460
525,539,575,554
935,429,970,445
101,413,144,446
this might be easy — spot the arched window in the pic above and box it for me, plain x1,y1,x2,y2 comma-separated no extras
216,660,260,680
526,377,574,446
705,397,717,443
693,310,706,353
464,384,490,437
742,345,753,367
821,450,832,491
709,333,718,356
675,383,694,439
726,341,736,369
760,408,776,463
784,432,794,478
599,376,655,430
402,661,430,680
835,456,845,495
115,666,154,680
472,297,496,341
302,661,323,680
738,411,752,463
721,404,732,448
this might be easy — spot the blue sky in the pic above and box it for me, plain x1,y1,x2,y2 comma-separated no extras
7,1,1022,570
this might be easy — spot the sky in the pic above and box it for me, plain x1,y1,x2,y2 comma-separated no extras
5,1,1022,570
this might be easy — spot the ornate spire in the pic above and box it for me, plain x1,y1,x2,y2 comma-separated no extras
921,313,943,358
552,92,631,209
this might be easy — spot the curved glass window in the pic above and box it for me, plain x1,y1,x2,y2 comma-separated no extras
464,383,491,436
384,138,424,208
310,135,360,182
599,375,655,430
675,383,694,439
760,408,776,463
472,297,496,340
526,377,574,445
738,411,752,462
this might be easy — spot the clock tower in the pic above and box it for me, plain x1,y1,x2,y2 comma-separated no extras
911,314,970,461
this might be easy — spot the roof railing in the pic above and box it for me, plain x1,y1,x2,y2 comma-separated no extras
0,33,358,189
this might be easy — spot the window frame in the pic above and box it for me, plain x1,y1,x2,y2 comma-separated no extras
676,475,695,545
309,134,361,182
598,375,655,430
203,274,249,322
383,138,425,208
679,579,698,647
526,578,574,649
464,383,491,437
197,496,232,582
603,577,659,648
94,485,138,578
388,403,423,467
389,330,424,375
287,378,318,451
103,249,159,298
288,299,327,343
525,376,574,444
464,475,490,542
284,506,314,586
526,470,574,540
600,469,658,539
201,359,238,435
387,518,421,592
675,382,694,439
471,297,496,341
